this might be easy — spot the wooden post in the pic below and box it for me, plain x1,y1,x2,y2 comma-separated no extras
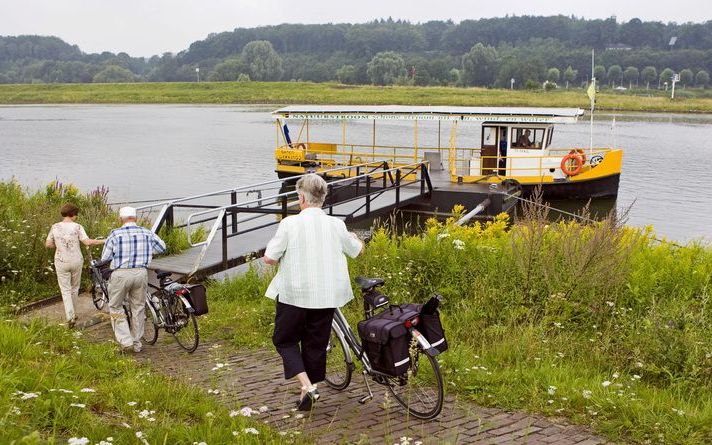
366,176,371,216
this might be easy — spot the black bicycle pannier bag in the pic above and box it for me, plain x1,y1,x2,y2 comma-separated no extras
399,303,448,354
357,315,413,376
187,284,209,316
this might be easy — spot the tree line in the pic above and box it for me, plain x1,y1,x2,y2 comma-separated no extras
1,16,711,88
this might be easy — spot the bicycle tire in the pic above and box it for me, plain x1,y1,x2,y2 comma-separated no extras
124,303,132,330
142,295,159,345
172,298,199,353
324,327,352,390
90,275,108,311
387,351,444,420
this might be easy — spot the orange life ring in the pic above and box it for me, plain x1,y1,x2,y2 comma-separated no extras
561,152,584,176
296,143,307,150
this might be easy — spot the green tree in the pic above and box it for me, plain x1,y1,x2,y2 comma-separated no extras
593,65,606,84
461,43,498,87
208,58,245,81
366,51,406,85
92,65,135,83
696,70,710,88
641,66,657,89
563,66,577,88
546,67,560,83
607,65,622,87
241,40,283,81
679,69,693,87
336,65,358,84
623,66,639,89
659,68,674,88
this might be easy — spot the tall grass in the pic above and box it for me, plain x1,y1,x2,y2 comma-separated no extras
0,320,288,444
1,81,711,113
0,180,204,309
201,207,712,444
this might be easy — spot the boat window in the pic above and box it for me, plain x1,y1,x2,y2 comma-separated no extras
511,128,545,149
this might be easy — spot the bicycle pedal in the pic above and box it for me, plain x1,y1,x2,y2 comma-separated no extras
358,394,373,404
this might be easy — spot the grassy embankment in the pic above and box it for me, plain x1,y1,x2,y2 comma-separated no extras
197,206,712,445
0,180,201,308
4,181,712,444
0,320,293,444
1,81,712,113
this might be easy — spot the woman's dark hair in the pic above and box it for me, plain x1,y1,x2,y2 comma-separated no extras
60,203,80,217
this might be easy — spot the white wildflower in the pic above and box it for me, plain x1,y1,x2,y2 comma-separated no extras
672,408,685,416
239,406,255,417
258,405,269,413
80,388,95,393
127,401,138,406
205,412,214,417
229,410,239,418
67,438,90,445
243,427,259,435
207,388,220,395
582,389,593,399
436,233,450,240
612,372,620,379
547,386,557,395
602,381,611,388
452,239,465,250
70,403,86,408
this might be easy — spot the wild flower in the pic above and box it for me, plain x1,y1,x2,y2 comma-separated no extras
547,386,557,395
453,239,465,250
243,427,259,435
67,438,90,445
211,363,227,371
602,381,611,387
127,401,138,406
258,405,268,413
582,389,593,399
238,406,255,417
207,388,220,395
672,408,685,416
80,387,95,393
70,403,86,408
14,391,40,400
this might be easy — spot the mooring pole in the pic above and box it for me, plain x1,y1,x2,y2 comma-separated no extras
221,213,228,270
395,169,401,207
230,191,237,234
366,176,371,216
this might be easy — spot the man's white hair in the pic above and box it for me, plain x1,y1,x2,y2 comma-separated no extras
296,174,328,206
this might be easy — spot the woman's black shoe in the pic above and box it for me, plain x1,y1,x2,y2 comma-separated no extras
296,387,319,411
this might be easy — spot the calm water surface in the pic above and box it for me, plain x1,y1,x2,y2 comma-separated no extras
1,105,710,242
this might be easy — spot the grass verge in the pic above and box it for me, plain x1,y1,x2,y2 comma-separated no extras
197,208,712,444
1,82,712,113
0,319,292,444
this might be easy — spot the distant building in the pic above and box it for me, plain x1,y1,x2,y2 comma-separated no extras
605,44,632,51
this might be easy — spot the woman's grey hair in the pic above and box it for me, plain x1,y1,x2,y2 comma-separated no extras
296,174,328,206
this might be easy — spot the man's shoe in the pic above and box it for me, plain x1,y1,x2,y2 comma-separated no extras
133,342,142,353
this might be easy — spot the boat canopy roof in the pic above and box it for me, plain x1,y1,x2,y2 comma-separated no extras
273,105,584,124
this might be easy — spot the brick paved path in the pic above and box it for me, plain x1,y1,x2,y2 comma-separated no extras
29,296,612,444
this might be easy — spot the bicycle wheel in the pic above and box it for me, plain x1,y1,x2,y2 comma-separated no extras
142,294,159,345
124,303,132,329
324,327,352,390
90,276,108,310
171,297,199,353
387,349,444,420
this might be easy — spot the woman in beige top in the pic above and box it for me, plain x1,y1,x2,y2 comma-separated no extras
46,203,104,327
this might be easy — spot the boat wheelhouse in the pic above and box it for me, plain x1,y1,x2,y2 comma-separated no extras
272,105,622,199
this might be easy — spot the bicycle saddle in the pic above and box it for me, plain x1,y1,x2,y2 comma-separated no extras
355,276,385,291
155,270,172,280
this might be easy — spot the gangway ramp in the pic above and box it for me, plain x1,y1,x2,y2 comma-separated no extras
139,162,431,279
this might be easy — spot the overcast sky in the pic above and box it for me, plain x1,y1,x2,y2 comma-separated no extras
2,0,709,57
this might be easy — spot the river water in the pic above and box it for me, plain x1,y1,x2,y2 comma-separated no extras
1,105,710,242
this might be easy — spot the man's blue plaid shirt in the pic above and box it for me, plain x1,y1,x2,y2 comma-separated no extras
101,223,166,269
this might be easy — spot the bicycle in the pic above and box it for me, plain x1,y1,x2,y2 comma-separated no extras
324,276,445,420
87,247,162,345
143,270,200,353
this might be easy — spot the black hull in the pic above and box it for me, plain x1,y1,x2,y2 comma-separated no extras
277,170,621,200
522,174,620,200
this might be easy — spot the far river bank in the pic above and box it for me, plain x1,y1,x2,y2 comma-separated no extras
1,81,712,113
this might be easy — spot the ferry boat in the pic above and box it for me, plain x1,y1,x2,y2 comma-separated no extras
272,106,622,199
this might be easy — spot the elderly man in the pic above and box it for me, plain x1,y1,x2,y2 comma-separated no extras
102,206,166,352
263,174,363,411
